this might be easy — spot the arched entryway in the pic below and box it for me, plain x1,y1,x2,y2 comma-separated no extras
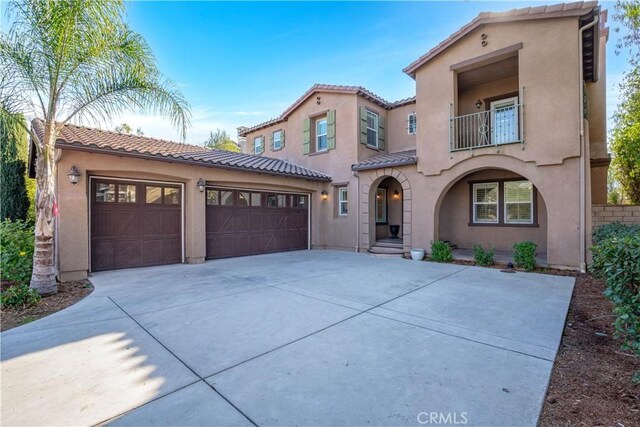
437,168,548,265
362,168,412,255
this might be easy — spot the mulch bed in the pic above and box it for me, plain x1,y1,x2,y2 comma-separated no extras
539,274,640,426
1,280,94,332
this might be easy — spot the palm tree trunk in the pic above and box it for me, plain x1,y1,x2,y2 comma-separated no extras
29,122,57,295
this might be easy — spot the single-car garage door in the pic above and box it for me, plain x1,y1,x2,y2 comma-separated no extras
206,188,309,259
91,178,183,271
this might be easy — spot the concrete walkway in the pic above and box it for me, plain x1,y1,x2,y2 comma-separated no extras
1,251,574,426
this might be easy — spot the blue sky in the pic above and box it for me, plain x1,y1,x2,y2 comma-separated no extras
2,1,631,144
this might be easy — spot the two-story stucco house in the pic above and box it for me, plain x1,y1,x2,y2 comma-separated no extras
42,2,608,281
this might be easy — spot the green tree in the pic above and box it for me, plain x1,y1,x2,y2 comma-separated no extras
610,1,640,204
204,129,240,152
0,0,191,294
115,123,132,134
0,114,29,221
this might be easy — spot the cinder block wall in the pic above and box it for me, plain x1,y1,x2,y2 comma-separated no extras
592,205,640,227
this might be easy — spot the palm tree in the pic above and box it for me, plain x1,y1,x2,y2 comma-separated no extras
0,0,191,295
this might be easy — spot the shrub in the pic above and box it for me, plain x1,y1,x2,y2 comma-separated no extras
0,284,40,309
430,240,453,263
513,241,537,271
591,234,640,358
0,220,34,285
592,222,640,245
473,244,494,266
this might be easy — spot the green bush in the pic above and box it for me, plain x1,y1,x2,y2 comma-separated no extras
0,220,34,285
591,234,640,358
430,240,453,263
473,244,494,266
592,222,640,245
513,241,537,271
0,284,40,308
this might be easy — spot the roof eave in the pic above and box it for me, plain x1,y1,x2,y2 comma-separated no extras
56,142,332,182
351,158,417,172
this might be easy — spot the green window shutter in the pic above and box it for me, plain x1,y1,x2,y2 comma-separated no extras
378,115,385,150
359,107,368,145
270,133,274,151
327,109,336,150
281,129,286,148
303,118,311,154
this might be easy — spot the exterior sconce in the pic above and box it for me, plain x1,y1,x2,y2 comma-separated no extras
197,178,205,192
393,190,400,199
376,193,381,200
475,99,483,109
321,190,328,201
67,165,81,185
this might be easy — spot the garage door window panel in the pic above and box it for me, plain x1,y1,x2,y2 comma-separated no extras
251,193,261,206
221,191,234,206
164,187,180,205
96,183,116,203
118,185,136,203
146,186,163,204
206,189,219,205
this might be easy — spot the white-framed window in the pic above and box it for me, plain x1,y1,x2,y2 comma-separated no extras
490,96,519,144
472,182,499,223
366,110,379,148
316,118,327,152
407,112,417,135
338,187,348,216
375,188,387,223
254,136,263,155
273,130,282,150
504,180,533,224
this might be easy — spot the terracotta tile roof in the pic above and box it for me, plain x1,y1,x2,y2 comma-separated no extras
239,84,414,136
32,119,331,181
351,150,417,171
403,1,599,77
389,96,416,109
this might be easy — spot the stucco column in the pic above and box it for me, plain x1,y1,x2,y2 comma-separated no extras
185,175,206,263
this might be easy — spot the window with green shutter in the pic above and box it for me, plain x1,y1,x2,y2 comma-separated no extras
327,110,336,150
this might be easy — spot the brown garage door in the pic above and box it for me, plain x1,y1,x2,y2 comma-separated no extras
91,179,182,271
206,188,309,259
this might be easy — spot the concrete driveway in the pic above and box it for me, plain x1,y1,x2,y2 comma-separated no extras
1,251,574,426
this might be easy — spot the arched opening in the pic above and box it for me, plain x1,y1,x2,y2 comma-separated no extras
373,176,404,242
437,168,548,265
363,170,411,257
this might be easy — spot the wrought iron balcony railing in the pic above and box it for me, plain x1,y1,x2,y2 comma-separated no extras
449,103,524,152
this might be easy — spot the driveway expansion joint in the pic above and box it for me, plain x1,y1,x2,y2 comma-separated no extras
105,296,259,427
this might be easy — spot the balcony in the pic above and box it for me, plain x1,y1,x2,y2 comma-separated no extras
449,101,523,152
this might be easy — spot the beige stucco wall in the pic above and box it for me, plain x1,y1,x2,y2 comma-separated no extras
386,103,417,153
55,149,325,280
457,76,519,116
438,169,547,252
415,18,584,177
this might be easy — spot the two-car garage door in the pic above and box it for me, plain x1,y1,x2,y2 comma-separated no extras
205,188,309,259
90,179,310,271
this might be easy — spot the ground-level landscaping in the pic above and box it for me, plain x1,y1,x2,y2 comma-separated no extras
540,273,640,425
1,279,93,332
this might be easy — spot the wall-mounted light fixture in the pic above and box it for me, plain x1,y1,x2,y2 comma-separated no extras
67,165,81,185
475,99,483,109
197,178,205,193
321,190,328,201
393,190,400,199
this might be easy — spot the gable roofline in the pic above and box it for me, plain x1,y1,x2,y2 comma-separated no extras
403,1,599,78
239,84,413,136
30,119,331,181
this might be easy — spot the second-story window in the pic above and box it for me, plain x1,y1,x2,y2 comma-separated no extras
272,130,283,151
254,136,264,155
316,118,328,152
407,112,417,135
366,110,379,148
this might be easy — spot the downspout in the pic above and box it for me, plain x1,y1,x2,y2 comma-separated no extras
578,13,599,273
353,170,360,252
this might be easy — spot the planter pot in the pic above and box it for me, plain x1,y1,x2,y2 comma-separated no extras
410,248,425,261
